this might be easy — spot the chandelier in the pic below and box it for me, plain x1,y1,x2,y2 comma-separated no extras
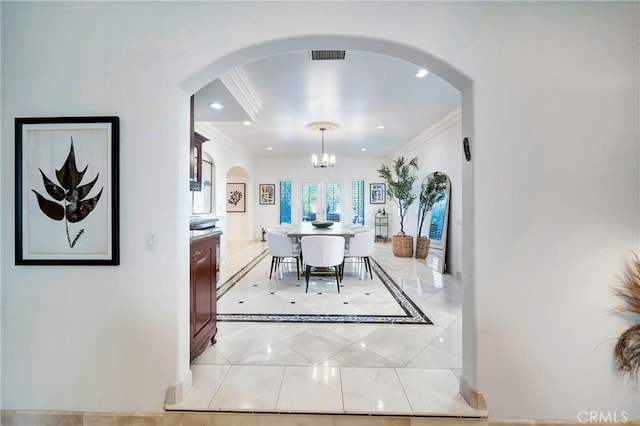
307,121,339,168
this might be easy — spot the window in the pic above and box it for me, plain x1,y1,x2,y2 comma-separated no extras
301,183,317,222
326,183,341,222
351,180,364,224
279,181,292,224
192,158,213,214
428,197,446,240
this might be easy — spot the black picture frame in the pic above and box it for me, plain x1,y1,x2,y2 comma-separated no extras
226,183,246,212
259,184,275,205
370,183,386,204
15,116,120,265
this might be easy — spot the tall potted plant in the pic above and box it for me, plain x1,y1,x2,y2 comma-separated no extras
415,172,448,259
377,156,419,257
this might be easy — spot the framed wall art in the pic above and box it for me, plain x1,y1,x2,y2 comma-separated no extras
15,116,120,265
226,183,246,212
259,184,275,205
370,183,386,204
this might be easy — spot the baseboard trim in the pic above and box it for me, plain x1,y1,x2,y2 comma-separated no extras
460,375,487,411
164,369,192,405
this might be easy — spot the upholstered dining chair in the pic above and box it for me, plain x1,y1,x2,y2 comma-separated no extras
300,235,345,293
266,229,301,279
343,228,375,279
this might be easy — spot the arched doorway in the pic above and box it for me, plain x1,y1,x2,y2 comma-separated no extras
181,34,478,407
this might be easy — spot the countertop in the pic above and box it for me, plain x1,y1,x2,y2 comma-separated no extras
190,227,223,242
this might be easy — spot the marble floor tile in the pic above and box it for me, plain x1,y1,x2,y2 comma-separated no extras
171,241,478,417
282,329,352,365
214,325,280,363
209,365,284,411
257,323,317,341
340,367,412,414
166,364,230,410
236,342,313,366
276,366,343,413
322,344,400,367
192,343,231,365
355,325,442,367
396,368,481,416
427,328,463,357
406,345,463,369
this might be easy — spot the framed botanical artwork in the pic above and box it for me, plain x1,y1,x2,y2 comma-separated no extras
15,116,120,265
370,183,386,204
259,184,275,205
226,183,246,212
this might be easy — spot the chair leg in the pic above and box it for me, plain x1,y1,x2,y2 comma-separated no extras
270,257,276,279
296,256,300,280
335,266,341,293
305,265,311,292
366,257,372,279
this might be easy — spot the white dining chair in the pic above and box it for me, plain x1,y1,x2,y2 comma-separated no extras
300,235,345,293
343,228,375,279
266,229,301,279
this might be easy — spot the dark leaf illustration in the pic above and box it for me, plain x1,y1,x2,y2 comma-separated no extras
32,190,65,220
66,188,103,223
75,173,99,202
55,138,88,192
39,168,65,201
228,190,243,206
32,137,103,247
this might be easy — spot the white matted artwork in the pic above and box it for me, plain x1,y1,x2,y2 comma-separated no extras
15,116,119,265
226,183,246,212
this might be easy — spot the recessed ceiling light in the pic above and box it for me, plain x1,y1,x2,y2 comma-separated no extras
267,147,273,150
415,68,429,78
242,121,252,126
377,125,385,130
209,102,223,109
361,148,367,151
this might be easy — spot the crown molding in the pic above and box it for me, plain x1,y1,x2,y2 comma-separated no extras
399,106,462,154
195,121,251,158
219,67,262,122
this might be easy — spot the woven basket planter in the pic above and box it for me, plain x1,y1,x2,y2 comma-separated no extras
415,237,430,259
392,235,414,257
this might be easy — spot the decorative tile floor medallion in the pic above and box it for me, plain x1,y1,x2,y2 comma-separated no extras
217,250,433,324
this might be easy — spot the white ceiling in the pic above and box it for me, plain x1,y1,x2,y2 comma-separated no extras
194,50,461,160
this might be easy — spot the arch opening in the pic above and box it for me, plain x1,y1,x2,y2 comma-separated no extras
180,33,478,408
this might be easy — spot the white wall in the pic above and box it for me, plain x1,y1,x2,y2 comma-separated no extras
396,107,463,277
1,1,638,420
195,122,254,258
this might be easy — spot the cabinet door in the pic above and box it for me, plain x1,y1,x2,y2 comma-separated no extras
190,236,218,360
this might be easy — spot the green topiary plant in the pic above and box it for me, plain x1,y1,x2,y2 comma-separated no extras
417,171,448,239
377,156,419,236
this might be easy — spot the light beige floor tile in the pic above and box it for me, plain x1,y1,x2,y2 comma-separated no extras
13,411,83,426
257,413,334,426
83,413,163,425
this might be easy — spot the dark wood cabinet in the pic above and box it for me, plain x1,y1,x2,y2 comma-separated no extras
190,232,220,361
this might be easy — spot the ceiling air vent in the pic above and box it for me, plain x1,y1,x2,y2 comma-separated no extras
311,50,346,61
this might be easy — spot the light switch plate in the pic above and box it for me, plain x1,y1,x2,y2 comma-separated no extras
145,231,157,250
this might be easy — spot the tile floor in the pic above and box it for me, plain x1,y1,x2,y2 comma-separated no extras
166,240,484,417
